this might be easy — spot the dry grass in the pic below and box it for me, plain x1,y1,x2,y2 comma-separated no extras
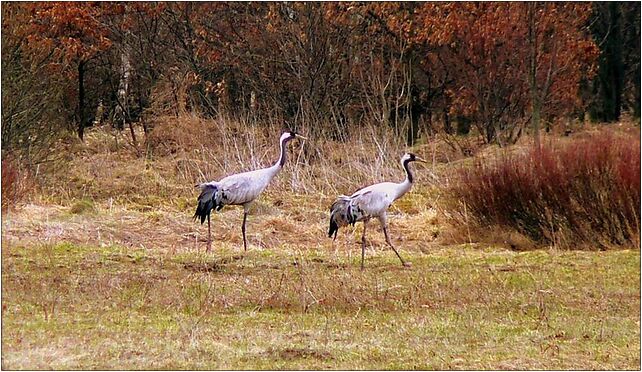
34,115,445,206
2,230,639,369
2,117,640,369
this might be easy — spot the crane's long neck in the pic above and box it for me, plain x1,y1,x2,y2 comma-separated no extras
394,158,414,200
268,136,289,176
403,158,414,184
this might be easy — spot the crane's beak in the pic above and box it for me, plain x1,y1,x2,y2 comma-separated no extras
295,134,307,140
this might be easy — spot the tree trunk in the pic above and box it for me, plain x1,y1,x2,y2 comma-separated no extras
606,2,624,121
627,3,641,118
443,108,453,134
635,64,641,118
589,2,624,122
406,89,423,146
406,114,419,146
139,95,149,138
531,98,541,149
119,47,138,150
77,60,86,141
528,3,541,150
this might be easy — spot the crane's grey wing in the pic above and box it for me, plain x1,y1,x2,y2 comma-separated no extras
344,191,376,223
350,189,391,217
219,175,257,205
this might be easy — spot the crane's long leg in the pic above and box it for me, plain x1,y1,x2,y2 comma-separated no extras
241,211,249,251
331,230,338,254
361,220,368,270
380,217,410,267
206,213,212,252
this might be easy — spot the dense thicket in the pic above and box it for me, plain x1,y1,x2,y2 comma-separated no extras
451,132,640,248
1,2,640,163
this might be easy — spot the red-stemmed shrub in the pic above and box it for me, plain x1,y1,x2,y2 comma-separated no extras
450,132,640,249
1,155,31,211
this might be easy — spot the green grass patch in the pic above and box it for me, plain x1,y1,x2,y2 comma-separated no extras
2,242,639,369
68,198,95,215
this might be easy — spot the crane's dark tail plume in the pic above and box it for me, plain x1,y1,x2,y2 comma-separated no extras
194,183,223,224
328,196,352,239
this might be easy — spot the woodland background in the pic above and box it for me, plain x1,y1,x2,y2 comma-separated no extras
2,2,640,165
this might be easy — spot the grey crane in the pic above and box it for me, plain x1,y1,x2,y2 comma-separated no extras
328,153,427,269
194,131,306,251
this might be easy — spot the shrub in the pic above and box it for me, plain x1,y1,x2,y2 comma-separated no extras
450,131,640,249
2,9,69,166
1,156,31,211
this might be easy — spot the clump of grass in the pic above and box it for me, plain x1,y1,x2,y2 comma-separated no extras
69,198,95,215
449,131,640,249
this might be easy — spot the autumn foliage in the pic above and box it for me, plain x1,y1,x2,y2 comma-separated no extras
411,3,598,144
1,2,638,158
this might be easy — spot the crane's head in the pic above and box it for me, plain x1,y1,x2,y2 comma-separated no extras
281,130,307,143
402,153,427,164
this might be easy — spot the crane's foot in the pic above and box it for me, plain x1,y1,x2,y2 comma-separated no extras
402,261,412,268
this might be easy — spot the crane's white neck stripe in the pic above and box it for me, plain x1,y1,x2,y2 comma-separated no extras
402,158,414,183
274,134,292,168
278,137,287,167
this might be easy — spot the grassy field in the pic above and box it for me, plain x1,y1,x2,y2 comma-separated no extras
2,192,640,369
2,124,640,369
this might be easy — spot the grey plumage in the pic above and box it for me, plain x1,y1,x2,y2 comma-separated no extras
194,131,306,251
328,195,351,240
328,153,427,269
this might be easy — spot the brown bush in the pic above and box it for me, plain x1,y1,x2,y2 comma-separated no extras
1,156,32,211
449,131,641,249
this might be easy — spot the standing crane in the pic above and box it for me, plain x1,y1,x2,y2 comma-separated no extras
328,153,427,269
194,131,306,252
